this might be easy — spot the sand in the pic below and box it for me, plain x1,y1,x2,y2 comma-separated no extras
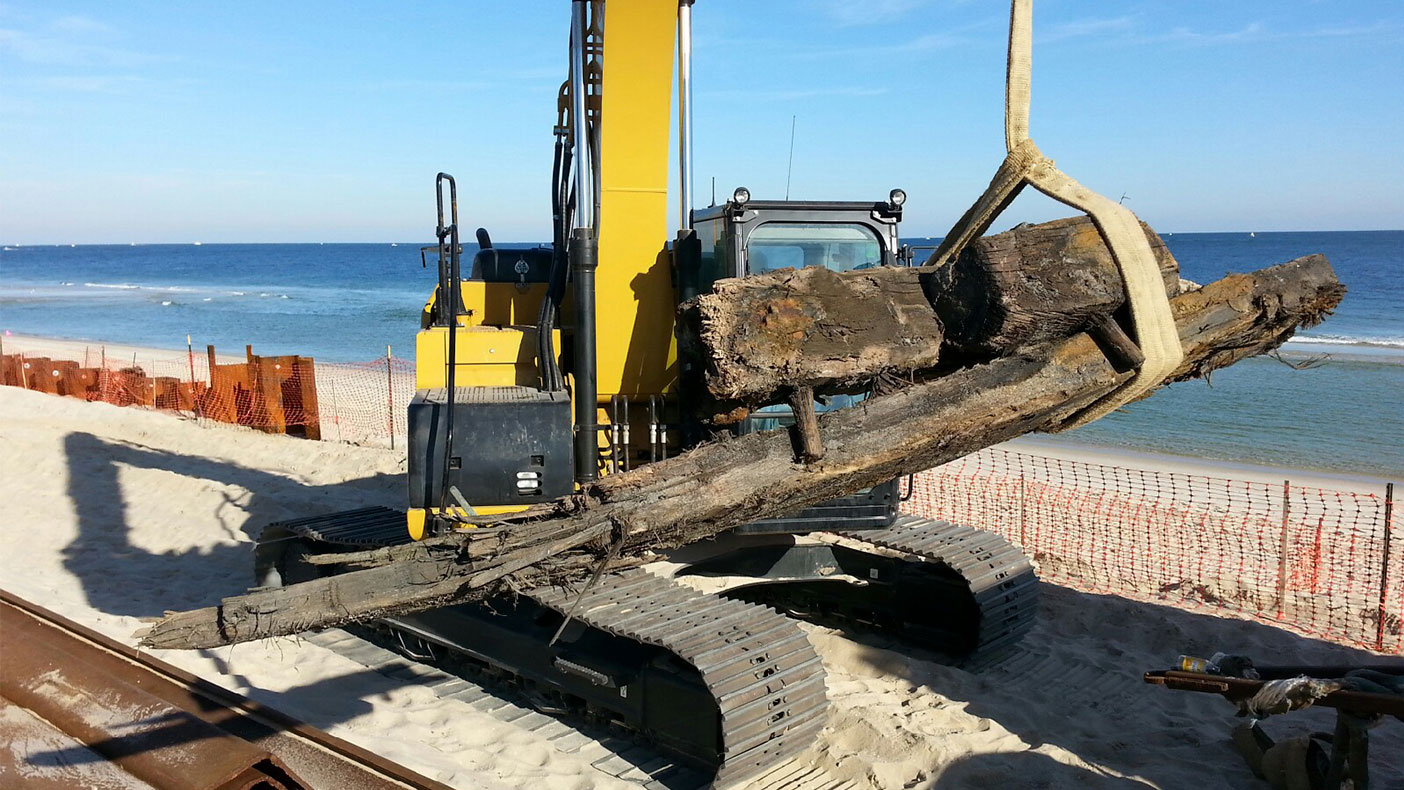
1007,435,1395,496
2,383,1401,789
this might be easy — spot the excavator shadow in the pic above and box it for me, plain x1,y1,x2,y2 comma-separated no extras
59,430,402,619
52,430,715,788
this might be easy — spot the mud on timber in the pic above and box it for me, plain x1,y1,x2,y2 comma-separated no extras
0,590,454,790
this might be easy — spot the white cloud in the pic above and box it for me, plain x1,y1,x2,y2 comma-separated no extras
1150,20,1396,47
27,75,150,93
359,78,492,93
795,16,998,61
1041,15,1138,43
817,0,929,28
700,85,889,101
0,27,170,67
51,15,114,36
1158,22,1268,46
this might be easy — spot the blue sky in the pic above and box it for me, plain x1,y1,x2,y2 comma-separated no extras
1,1,1401,243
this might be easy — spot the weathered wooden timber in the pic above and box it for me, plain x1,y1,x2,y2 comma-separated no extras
929,215,1180,356
136,254,1342,651
679,216,1180,421
676,263,945,421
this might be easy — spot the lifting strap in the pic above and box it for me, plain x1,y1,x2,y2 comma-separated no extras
926,0,1184,429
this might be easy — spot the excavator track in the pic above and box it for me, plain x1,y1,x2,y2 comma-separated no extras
255,510,1037,785
526,571,829,787
674,515,1039,661
255,507,828,788
834,516,1039,657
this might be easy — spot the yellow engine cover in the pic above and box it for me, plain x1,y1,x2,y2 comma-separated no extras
415,324,562,390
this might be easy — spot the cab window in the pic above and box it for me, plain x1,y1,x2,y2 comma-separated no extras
745,223,882,275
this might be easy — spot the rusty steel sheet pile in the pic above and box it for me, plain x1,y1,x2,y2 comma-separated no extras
0,590,452,790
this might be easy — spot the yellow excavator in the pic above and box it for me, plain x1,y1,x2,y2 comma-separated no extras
257,2,1037,783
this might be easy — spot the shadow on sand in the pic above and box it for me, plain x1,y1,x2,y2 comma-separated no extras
39,432,426,775
60,430,401,618
824,583,1404,788
49,430,701,788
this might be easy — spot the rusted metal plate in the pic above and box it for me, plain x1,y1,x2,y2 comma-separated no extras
1145,669,1404,717
1,603,297,789
0,591,453,790
0,697,159,790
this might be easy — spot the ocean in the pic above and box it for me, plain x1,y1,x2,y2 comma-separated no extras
2,231,1401,481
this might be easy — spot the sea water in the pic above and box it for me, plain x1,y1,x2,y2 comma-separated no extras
2,232,1400,480
0,243,439,361
1065,231,1403,482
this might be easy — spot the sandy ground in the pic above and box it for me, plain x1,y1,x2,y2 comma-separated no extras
2,385,1401,789
1007,435,1395,495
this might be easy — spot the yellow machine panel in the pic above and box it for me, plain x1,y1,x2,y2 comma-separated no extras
415,325,561,389
594,0,679,398
422,282,550,329
407,503,528,540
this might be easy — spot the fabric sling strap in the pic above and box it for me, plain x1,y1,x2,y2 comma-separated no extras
925,0,1184,429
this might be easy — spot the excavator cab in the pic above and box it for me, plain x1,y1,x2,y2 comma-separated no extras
680,188,913,534
680,187,908,301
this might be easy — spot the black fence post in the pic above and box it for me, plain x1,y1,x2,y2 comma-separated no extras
1276,480,1292,618
1378,482,1395,652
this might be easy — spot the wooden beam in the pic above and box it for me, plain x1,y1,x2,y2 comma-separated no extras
136,255,1342,651
680,216,1180,422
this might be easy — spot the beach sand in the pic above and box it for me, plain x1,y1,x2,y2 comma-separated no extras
2,383,1400,789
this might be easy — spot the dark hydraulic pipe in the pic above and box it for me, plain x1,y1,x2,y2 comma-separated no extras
567,0,598,483
435,173,461,525
571,227,598,482
536,131,572,392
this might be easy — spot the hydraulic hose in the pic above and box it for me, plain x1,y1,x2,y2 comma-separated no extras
434,174,461,524
537,137,569,392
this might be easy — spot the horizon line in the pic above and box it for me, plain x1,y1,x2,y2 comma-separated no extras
5,228,1403,247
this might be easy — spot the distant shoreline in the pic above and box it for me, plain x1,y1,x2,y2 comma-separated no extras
4,229,1404,247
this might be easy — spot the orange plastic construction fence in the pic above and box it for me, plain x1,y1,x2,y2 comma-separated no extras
2,342,414,447
904,448,1400,654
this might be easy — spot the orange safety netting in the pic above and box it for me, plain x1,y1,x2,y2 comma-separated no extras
904,448,1400,654
2,344,415,448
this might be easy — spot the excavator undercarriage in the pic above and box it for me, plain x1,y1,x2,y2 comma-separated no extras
255,507,1037,783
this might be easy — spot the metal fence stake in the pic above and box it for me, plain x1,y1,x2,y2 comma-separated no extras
1276,479,1292,618
1018,474,1028,548
186,334,201,419
1379,482,1395,652
386,345,395,451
